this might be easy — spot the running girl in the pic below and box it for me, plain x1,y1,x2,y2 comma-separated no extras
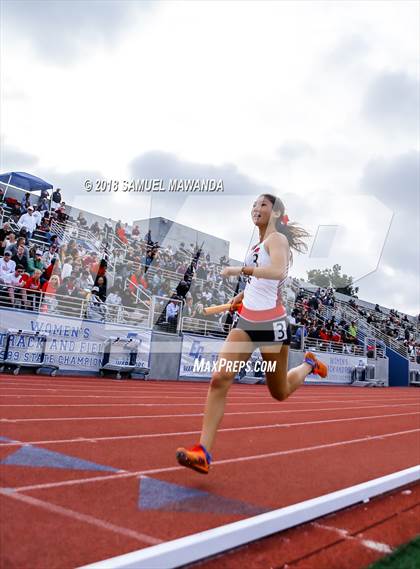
176,194,328,474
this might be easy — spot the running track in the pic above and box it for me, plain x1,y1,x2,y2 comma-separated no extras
0,375,419,568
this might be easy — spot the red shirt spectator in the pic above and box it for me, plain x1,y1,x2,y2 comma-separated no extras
117,226,128,244
24,273,40,290
332,330,342,343
319,329,329,341
128,270,148,293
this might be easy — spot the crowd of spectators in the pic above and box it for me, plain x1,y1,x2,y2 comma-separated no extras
1,187,418,359
0,187,235,327
348,298,420,361
287,287,361,352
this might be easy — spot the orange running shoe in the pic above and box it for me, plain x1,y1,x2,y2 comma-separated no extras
176,444,211,474
304,351,328,378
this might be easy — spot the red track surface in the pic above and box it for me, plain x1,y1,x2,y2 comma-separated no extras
0,375,419,569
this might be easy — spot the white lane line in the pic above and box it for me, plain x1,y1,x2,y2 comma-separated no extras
1,395,418,409
7,428,420,493
0,490,161,545
2,403,419,423
1,412,419,447
1,395,419,408
313,522,394,554
76,467,418,569
1,398,417,408
0,388,417,405
0,378,418,399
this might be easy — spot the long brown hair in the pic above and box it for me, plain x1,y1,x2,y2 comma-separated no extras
262,194,310,260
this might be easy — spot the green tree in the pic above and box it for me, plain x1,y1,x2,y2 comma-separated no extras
307,264,359,296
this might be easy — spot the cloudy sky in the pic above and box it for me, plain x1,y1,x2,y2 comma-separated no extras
1,0,419,314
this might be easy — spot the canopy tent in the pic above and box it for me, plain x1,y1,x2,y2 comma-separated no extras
0,171,53,193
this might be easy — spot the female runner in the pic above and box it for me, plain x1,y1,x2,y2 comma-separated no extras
176,194,328,474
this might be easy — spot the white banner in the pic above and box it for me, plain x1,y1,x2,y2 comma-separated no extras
180,336,368,384
180,334,263,379
304,353,368,384
0,307,151,372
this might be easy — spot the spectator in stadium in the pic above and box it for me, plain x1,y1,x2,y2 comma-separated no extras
182,295,194,317
56,276,85,307
41,273,60,295
308,323,320,340
331,327,342,345
294,324,308,348
77,212,88,229
90,221,101,237
91,258,107,281
56,202,68,223
38,213,52,236
6,236,29,260
0,222,13,246
4,264,27,307
105,291,122,321
105,286,122,312
128,267,148,298
319,326,330,342
11,244,29,273
32,204,43,227
27,250,45,275
4,231,16,251
40,256,60,286
0,251,16,282
24,269,42,310
308,294,319,312
75,268,94,292
38,191,50,212
44,242,60,262
51,188,62,210
86,286,106,322
17,206,37,239
347,321,358,343
116,222,128,244
20,192,32,214
82,249,97,270
61,256,73,280
131,224,141,242
144,250,155,272
166,298,180,326
94,275,107,302
151,268,162,291
192,302,205,318
103,218,113,241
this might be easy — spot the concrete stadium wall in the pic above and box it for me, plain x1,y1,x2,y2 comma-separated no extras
149,331,183,380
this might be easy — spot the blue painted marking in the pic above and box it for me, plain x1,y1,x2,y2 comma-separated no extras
0,436,14,444
139,476,267,516
1,446,119,472
139,476,207,509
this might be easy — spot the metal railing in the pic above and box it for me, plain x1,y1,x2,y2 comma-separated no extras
0,286,150,327
297,288,408,357
181,316,231,337
123,278,152,312
302,337,384,358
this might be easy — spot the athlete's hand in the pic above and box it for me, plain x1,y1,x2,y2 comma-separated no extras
221,266,242,278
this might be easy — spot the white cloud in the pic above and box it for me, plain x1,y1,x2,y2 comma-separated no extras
1,0,418,313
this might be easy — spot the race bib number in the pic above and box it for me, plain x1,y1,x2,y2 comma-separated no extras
273,319,287,341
